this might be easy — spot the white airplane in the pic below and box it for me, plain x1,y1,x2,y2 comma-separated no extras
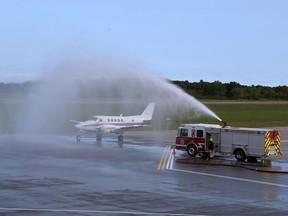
71,103,155,142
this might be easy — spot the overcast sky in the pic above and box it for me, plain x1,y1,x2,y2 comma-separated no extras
0,0,287,86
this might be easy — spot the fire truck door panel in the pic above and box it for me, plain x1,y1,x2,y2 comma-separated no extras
247,134,265,155
176,137,190,146
232,133,249,146
196,130,204,138
197,138,206,145
181,137,191,145
191,129,196,138
220,132,233,153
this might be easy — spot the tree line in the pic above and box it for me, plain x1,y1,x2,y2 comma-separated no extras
0,80,288,100
171,80,288,100
0,82,33,99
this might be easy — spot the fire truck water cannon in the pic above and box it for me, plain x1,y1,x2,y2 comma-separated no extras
175,123,282,162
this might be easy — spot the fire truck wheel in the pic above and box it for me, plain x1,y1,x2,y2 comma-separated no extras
187,144,198,157
234,148,246,161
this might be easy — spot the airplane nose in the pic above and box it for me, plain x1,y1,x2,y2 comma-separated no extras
75,123,82,129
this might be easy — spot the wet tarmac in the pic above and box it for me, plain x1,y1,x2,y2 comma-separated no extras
0,130,288,215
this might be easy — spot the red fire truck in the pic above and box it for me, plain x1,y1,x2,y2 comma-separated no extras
175,123,282,161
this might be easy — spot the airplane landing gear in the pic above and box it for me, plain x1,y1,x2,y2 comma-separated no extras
118,135,124,142
76,135,81,142
96,134,102,142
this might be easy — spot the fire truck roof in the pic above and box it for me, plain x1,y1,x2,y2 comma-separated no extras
179,123,278,133
180,123,222,128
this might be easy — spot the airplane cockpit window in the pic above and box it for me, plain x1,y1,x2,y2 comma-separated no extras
118,119,120,122
108,119,110,122
91,117,98,121
121,119,123,122
99,119,103,122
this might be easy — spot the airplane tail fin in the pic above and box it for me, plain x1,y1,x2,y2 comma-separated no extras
141,103,155,120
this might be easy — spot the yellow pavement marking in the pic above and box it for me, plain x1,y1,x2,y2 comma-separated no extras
157,145,171,171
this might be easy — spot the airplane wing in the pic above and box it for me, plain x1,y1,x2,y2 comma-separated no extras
98,124,145,134
118,125,144,130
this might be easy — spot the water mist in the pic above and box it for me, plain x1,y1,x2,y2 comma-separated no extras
16,56,222,134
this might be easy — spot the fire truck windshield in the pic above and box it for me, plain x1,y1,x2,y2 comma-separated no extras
178,128,188,137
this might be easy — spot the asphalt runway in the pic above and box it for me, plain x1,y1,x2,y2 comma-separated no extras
0,130,288,216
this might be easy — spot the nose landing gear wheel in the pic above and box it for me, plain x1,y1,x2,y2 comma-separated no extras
76,135,81,142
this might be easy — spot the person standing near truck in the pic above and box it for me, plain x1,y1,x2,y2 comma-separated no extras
207,133,215,159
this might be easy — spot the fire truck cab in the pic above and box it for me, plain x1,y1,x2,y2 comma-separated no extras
176,124,221,158
175,123,282,161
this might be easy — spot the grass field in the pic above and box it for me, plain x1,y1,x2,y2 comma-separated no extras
201,101,288,128
0,100,287,133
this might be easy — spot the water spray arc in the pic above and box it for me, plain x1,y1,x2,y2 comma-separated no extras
15,57,222,134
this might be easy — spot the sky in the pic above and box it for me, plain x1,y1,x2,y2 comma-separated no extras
0,0,287,86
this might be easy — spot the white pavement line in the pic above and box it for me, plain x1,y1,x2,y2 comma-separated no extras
0,207,204,216
166,149,175,170
166,150,172,170
161,145,170,170
282,140,288,143
172,168,288,188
